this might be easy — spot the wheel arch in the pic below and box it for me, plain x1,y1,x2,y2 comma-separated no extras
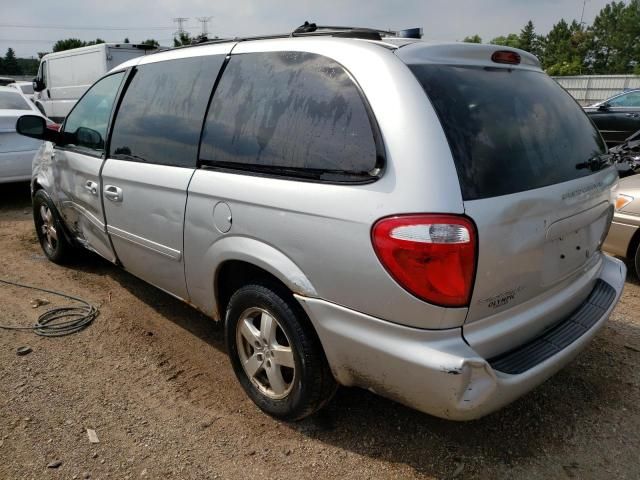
193,236,317,321
626,226,640,275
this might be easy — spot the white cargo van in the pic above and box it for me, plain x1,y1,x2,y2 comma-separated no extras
33,43,157,122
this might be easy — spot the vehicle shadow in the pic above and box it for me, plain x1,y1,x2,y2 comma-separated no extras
65,250,640,478
0,182,31,214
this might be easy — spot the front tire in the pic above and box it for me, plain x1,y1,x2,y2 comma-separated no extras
225,282,336,421
33,190,72,264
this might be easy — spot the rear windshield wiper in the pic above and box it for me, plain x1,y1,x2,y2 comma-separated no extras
575,154,612,172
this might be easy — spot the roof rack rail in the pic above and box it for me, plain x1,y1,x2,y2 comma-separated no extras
167,22,424,51
291,22,423,40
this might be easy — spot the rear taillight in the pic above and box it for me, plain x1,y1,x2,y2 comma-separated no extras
372,215,477,307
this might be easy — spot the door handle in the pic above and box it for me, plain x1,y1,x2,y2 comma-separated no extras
104,185,123,202
84,180,98,195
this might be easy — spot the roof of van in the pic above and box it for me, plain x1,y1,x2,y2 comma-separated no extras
112,35,542,73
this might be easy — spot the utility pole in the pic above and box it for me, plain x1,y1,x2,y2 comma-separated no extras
579,0,589,26
173,17,189,36
196,16,213,37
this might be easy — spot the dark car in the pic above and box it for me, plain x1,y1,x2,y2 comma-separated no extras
585,89,640,148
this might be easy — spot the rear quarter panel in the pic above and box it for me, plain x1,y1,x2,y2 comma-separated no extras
184,38,467,329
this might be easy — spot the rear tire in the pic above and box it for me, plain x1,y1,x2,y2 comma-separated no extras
33,190,72,264
225,282,337,421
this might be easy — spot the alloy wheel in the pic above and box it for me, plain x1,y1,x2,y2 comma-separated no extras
235,307,296,400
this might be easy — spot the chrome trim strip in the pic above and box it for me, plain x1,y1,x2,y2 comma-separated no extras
106,225,182,261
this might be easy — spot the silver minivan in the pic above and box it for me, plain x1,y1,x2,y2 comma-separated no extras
17,27,626,421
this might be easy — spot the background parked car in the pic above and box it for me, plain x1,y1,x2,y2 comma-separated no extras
8,81,36,103
0,77,16,86
0,86,52,184
604,174,640,277
584,89,640,147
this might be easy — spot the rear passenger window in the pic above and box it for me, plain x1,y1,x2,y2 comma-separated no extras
200,52,381,182
109,55,225,168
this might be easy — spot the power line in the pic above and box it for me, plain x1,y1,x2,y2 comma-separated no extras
0,38,177,44
0,23,175,30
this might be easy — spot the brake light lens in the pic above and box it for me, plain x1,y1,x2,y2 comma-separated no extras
372,215,477,307
491,50,521,65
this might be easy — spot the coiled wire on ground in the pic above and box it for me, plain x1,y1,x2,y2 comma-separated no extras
0,278,98,337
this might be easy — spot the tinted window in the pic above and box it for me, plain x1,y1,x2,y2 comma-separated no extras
0,91,31,110
410,65,607,200
609,91,640,107
200,52,380,182
110,56,224,168
62,72,124,153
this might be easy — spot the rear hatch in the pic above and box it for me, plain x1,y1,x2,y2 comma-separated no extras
404,47,617,356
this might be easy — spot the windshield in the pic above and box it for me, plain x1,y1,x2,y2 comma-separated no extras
0,91,31,110
409,65,607,200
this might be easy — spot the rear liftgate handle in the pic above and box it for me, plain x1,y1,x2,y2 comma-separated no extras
104,185,123,202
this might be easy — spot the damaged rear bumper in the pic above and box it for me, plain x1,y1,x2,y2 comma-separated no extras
295,255,626,421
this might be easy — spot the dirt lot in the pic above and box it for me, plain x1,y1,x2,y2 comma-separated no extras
1,182,639,480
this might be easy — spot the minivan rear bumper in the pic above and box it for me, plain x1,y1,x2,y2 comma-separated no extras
295,255,626,421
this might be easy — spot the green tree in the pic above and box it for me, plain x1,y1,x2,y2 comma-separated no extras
123,37,130,43
3,48,22,75
173,32,192,47
588,0,640,73
141,38,160,48
52,38,86,52
463,34,482,43
52,38,104,52
518,20,545,59
519,21,536,52
16,58,39,76
489,33,520,48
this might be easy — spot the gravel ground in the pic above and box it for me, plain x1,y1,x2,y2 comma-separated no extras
1,182,639,480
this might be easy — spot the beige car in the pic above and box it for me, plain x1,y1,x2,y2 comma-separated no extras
605,174,640,277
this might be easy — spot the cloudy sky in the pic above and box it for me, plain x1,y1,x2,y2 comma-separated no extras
3,0,616,58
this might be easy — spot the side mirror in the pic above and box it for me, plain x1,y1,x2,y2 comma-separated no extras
16,115,59,143
598,102,610,111
75,127,103,150
32,78,45,92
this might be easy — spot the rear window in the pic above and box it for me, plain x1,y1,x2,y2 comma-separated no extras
0,91,31,110
409,65,607,200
